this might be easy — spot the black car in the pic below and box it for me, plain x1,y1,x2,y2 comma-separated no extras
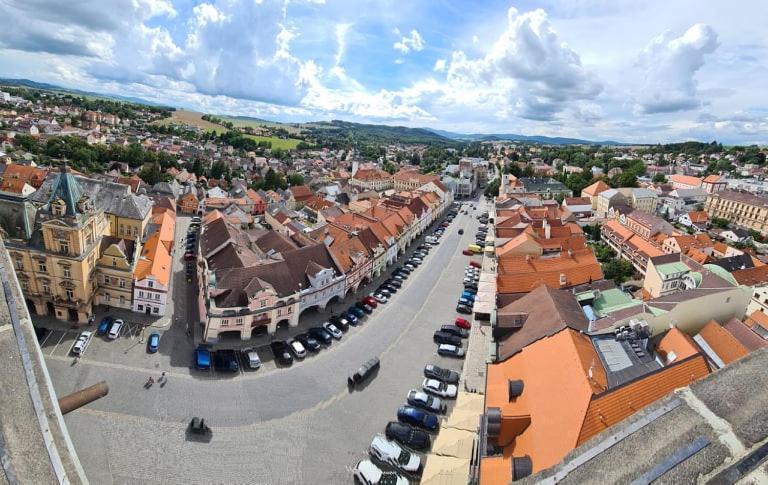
270,341,294,365
386,279,402,288
213,350,239,372
456,304,472,315
464,283,479,292
385,422,431,451
295,333,321,352
397,267,412,274
348,357,380,386
308,326,333,344
355,302,374,314
433,331,462,346
328,315,348,331
382,284,398,294
424,364,460,384
439,325,469,338
458,229,464,235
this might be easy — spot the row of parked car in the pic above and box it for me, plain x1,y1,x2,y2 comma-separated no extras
354,364,463,484
72,315,161,356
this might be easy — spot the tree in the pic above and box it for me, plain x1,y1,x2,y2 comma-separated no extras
652,173,667,183
287,173,304,186
484,178,500,198
564,173,590,195
712,217,729,229
138,163,162,185
602,259,635,284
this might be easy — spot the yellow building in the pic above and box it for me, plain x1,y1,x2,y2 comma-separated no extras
7,167,152,323
705,190,768,236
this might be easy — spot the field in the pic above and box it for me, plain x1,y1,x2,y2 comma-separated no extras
243,134,303,150
152,110,228,133
220,115,303,135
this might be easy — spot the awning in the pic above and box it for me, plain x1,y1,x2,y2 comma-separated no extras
431,427,477,459
420,456,472,485
453,392,485,413
443,408,482,432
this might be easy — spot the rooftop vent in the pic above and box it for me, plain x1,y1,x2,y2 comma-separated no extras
508,380,524,401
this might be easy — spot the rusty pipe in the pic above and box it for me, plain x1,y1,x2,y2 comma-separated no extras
58,381,109,415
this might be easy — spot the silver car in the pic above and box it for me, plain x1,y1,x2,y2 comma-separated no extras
72,331,93,355
369,435,421,473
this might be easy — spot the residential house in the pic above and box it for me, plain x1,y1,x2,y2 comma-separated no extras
581,180,610,210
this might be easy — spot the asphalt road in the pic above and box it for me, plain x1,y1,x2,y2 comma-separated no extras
45,200,484,484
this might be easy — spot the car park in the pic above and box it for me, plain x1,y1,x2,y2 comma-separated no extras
438,344,466,358
407,390,446,413
195,346,211,370
397,405,440,432
270,341,294,365
456,304,472,314
439,325,469,338
385,422,431,451
454,317,471,329
433,331,462,346
72,331,93,355
309,326,333,344
296,333,321,352
323,322,343,339
147,332,160,353
108,319,123,339
423,378,458,398
349,357,380,386
369,435,421,474
213,350,239,371
96,316,113,335
353,459,409,485
288,339,307,359
424,364,460,384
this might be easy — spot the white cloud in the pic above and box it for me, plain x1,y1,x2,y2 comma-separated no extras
472,35,479,44
393,29,425,54
433,59,446,72
635,23,719,114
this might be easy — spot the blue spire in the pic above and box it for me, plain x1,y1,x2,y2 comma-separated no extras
48,165,85,216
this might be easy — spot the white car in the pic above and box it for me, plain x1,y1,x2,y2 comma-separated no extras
371,293,388,304
438,344,466,358
288,339,306,359
72,331,93,355
369,435,421,474
322,322,343,340
108,319,123,340
422,378,458,398
353,459,409,485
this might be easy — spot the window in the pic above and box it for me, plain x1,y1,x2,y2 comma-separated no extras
65,288,74,299
42,283,50,295
154,293,160,300
112,259,117,267
119,279,125,288
104,276,111,285
20,280,28,291
221,319,229,327
139,291,144,298
37,261,47,273
59,241,69,254
119,224,124,235
235,318,243,325
153,307,159,314
148,281,154,289
63,267,71,279
14,257,23,270
260,300,266,308
119,295,125,305
105,293,111,302
138,305,143,311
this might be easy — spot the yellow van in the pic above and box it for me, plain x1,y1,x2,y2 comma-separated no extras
468,244,482,254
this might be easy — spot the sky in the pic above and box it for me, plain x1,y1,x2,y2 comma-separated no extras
0,0,766,144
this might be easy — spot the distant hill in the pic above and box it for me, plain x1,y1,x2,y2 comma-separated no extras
0,78,168,108
426,128,623,146
304,120,454,146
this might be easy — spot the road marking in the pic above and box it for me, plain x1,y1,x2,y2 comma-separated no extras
50,331,66,356
39,328,54,345
46,353,197,379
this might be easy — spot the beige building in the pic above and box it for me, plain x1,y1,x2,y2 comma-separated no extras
705,190,768,236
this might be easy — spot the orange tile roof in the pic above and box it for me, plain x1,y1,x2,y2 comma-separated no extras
713,242,729,255
697,321,750,365
602,219,633,240
627,234,665,258
688,211,709,223
582,180,610,197
703,174,723,183
656,327,701,362
731,265,768,286
686,247,711,264
133,232,172,286
497,248,603,294
670,174,703,187
745,310,768,332
352,168,391,181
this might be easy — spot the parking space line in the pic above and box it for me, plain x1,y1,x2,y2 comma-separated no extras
40,329,54,347
50,331,66,356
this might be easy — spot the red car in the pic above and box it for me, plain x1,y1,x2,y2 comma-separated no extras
455,317,471,329
462,249,472,256
469,261,481,269
184,252,195,261
362,296,378,309
441,222,449,228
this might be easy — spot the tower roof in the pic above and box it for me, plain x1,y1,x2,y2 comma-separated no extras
47,166,85,216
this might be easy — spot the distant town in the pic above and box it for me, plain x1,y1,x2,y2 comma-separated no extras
2,83,768,484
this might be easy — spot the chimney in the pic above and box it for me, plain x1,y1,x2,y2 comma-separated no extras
543,219,550,239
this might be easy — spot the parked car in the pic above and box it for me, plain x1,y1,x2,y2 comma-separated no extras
424,364,460,384
385,422,431,451
469,260,482,269
356,302,374,314
397,405,440,432
323,322,343,339
349,357,380,386
349,306,365,318
296,333,321,352
369,435,421,474
371,293,388,304
147,332,160,353
213,350,239,371
288,339,307,359
195,346,211,370
72,331,93,355
309,326,333,345
423,378,458,398
458,229,464,234
463,283,479,292
108,319,124,340
184,252,195,261
362,296,378,308
246,350,261,369
329,315,349,331
343,311,360,326
407,390,446,414
353,459,409,485
456,304,472,314
454,317,471,329
96,316,113,335
270,341,293,366
433,331,462,346
377,288,392,298
438,344,466,358
439,325,469,338
462,249,472,256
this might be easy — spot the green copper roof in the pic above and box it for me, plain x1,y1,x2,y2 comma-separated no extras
47,167,84,217
704,264,738,286
656,261,689,279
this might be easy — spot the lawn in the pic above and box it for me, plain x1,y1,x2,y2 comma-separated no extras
220,115,303,135
243,135,303,150
152,110,228,133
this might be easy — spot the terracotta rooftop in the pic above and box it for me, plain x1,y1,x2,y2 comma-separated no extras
670,174,703,187
581,180,610,197
696,320,750,365
497,248,603,295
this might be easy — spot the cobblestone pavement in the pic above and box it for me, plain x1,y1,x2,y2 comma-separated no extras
44,201,483,484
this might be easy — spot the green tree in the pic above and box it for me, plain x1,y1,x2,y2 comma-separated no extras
712,217,729,229
138,163,162,185
602,259,635,284
484,178,500,198
652,173,667,183
13,134,38,152
287,173,305,186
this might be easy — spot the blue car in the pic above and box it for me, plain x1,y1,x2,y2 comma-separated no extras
147,332,160,353
96,316,113,335
461,292,476,302
343,312,359,326
195,346,211,370
349,306,364,318
397,405,440,432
